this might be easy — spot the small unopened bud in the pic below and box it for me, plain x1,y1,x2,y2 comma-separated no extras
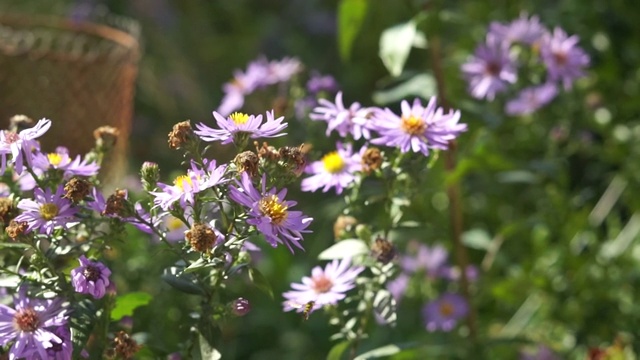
140,162,160,190
102,189,132,217
231,297,251,316
105,331,141,360
63,178,92,202
168,120,194,150
362,147,383,174
0,197,15,224
185,223,221,253
370,237,396,264
94,126,120,150
6,220,28,240
333,215,357,239
8,114,34,133
234,151,259,177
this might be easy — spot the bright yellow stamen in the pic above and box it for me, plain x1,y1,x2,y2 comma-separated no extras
229,112,250,125
259,195,288,225
401,115,426,135
173,175,193,191
439,302,454,317
39,203,59,221
167,217,184,231
47,153,63,166
321,151,345,174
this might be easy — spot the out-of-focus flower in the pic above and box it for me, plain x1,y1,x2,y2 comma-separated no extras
461,36,517,100
505,83,558,116
387,273,410,302
520,345,560,360
0,288,69,359
0,118,51,175
422,293,468,332
401,242,449,278
310,92,372,140
106,331,141,360
195,110,287,146
370,97,466,156
282,257,364,312
71,255,112,299
301,143,364,194
306,72,338,94
489,13,546,45
14,185,78,235
445,265,480,283
31,147,99,178
231,297,251,316
229,173,313,252
540,27,590,89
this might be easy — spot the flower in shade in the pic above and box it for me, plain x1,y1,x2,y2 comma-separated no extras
151,159,227,210
0,287,69,360
14,185,77,235
370,97,466,156
71,255,112,299
401,243,449,279
461,35,517,100
45,325,73,360
422,293,469,332
301,143,364,194
540,27,590,90
282,257,364,312
0,118,51,175
489,13,546,45
310,92,372,140
195,110,287,145
229,173,313,252
505,83,558,116
31,147,100,178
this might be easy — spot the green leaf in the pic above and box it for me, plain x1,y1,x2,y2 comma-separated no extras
162,269,205,295
327,341,350,360
111,292,153,321
372,73,437,105
379,20,418,76
248,267,273,299
184,257,224,274
461,229,492,250
70,299,97,359
0,242,31,248
338,0,368,61
318,239,369,260
199,329,222,360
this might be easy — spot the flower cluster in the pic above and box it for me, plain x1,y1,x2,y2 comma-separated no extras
461,13,590,115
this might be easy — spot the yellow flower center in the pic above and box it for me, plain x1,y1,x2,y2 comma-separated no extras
173,175,193,191
47,153,63,166
230,112,250,125
167,217,184,231
258,195,288,225
322,151,345,174
401,115,426,136
439,301,454,317
39,203,59,220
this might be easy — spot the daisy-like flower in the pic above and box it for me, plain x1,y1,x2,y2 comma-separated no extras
310,92,372,140
369,97,467,156
71,255,112,299
0,288,69,360
282,257,364,312
0,118,51,175
301,142,364,194
505,83,558,116
401,242,449,279
422,293,469,332
489,13,547,45
265,57,303,84
44,325,73,360
194,110,287,146
14,185,77,235
229,172,313,252
31,147,100,178
150,159,227,210
540,27,590,90
461,35,518,100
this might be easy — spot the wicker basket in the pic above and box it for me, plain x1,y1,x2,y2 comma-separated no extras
0,12,140,182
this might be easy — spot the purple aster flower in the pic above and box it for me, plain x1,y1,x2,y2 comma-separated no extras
422,293,468,332
505,83,558,116
387,273,410,302
540,27,590,89
265,57,303,84
520,345,560,360
217,58,270,116
31,147,100,178
229,173,313,252
445,265,480,283
301,142,364,194
195,110,287,145
461,35,518,100
71,255,112,299
310,92,373,140
151,159,228,210
369,97,466,156
0,288,68,360
0,118,51,175
489,13,547,45
306,71,339,94
44,325,73,360
14,185,78,235
282,257,364,312
401,243,449,278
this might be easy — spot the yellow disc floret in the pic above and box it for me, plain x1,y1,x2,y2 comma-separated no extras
259,195,288,225
321,151,345,174
173,175,193,191
230,112,250,125
47,153,63,166
439,301,454,317
401,115,426,135
39,203,59,221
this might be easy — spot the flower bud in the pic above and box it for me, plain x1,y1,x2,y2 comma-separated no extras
140,162,160,191
231,297,251,316
93,126,120,151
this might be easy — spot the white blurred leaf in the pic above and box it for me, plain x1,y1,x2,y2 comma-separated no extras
379,20,418,77
372,73,437,105
318,239,369,260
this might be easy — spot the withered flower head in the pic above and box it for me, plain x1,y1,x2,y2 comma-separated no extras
168,120,194,150
63,178,92,203
185,223,219,253
333,215,358,239
255,141,279,161
8,114,35,132
102,189,131,217
279,144,309,177
93,126,120,150
6,220,28,240
362,147,383,174
370,236,396,264
234,151,260,177
105,331,141,360
0,197,15,224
